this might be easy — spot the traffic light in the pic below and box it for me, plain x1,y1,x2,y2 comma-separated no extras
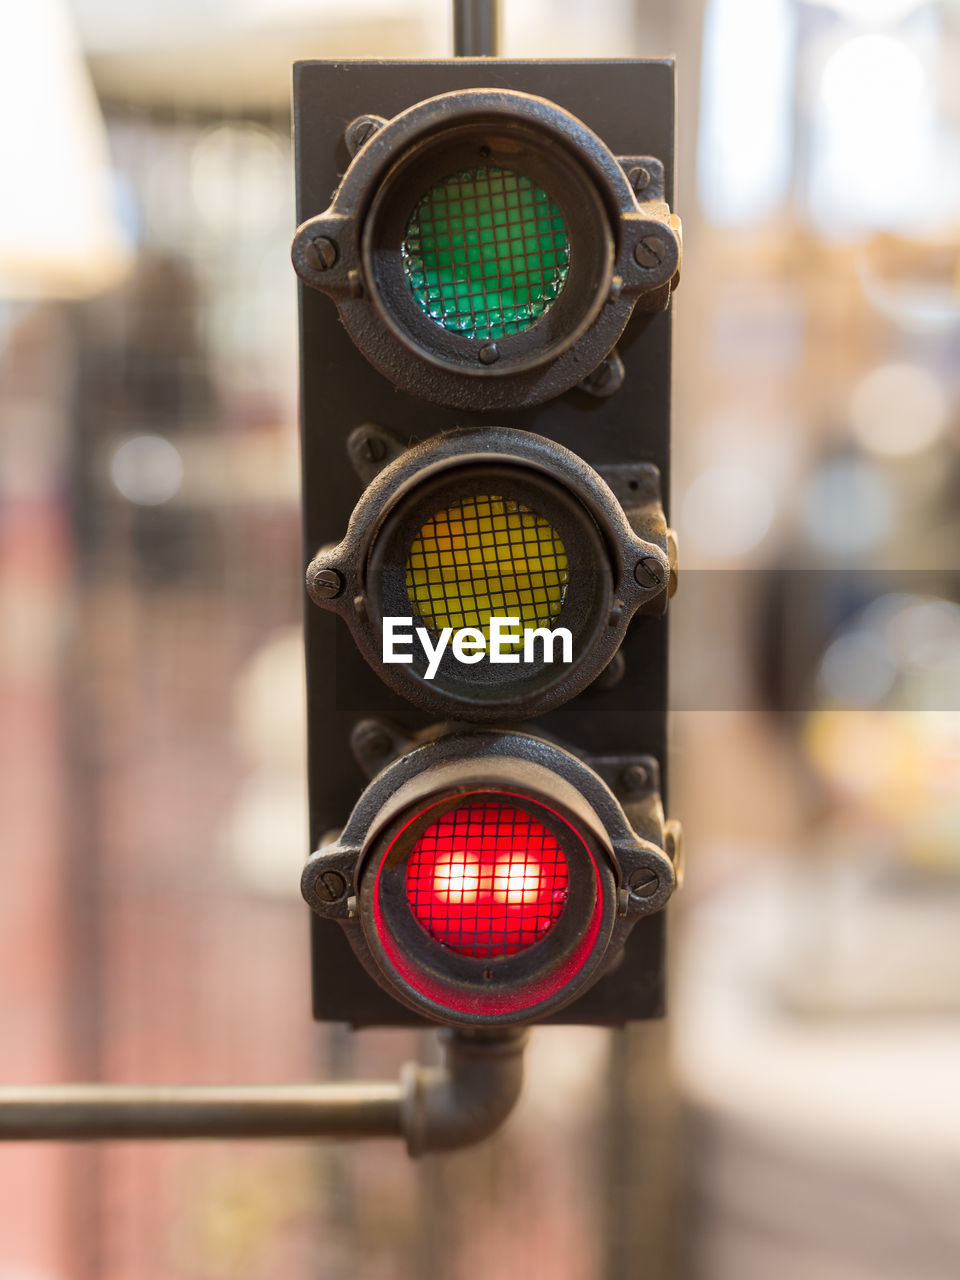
303,425,672,722
293,59,682,1029
302,724,678,1026
291,86,680,410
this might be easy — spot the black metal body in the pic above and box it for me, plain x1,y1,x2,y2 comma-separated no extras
304,426,670,721
295,59,675,1026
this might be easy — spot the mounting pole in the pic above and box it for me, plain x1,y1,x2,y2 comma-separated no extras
453,0,500,56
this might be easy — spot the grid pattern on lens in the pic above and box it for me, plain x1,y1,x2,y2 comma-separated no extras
405,494,569,647
401,166,570,341
405,802,569,959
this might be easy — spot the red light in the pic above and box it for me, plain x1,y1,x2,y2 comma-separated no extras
405,801,569,958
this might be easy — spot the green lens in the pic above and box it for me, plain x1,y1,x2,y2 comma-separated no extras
401,166,570,342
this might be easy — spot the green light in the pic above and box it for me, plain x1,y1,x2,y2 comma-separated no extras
401,166,570,342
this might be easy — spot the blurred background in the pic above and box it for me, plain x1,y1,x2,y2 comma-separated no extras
1,1,958,1277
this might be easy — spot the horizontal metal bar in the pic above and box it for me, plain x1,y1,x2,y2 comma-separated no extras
0,1031,528,1152
0,1083,404,1141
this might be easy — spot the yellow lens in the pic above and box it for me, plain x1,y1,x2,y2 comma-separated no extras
405,495,568,645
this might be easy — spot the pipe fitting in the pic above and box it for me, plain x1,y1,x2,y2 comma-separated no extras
401,1028,528,1156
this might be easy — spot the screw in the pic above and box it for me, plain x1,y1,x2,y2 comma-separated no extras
581,351,625,399
627,165,651,194
345,115,384,155
305,237,338,272
591,651,626,692
634,557,665,590
586,361,613,391
628,868,659,899
352,722,393,760
361,434,386,463
314,868,348,903
478,342,500,365
311,567,343,599
622,763,650,792
634,236,666,270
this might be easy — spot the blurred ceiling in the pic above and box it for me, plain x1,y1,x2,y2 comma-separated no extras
70,0,450,110
68,0,647,112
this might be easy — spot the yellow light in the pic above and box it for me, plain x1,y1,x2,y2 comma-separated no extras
405,494,568,645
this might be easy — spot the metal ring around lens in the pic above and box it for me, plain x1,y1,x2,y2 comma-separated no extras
305,427,664,723
362,119,614,378
292,88,656,409
360,786,616,1025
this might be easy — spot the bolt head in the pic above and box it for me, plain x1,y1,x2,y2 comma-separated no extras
591,651,626,692
628,165,651,194
310,567,343,600
353,724,393,759
478,342,500,365
361,434,386,462
581,352,625,399
634,556,665,590
622,763,650,792
587,361,613,390
628,868,659,899
313,868,348,903
344,115,385,155
634,236,667,270
305,237,338,272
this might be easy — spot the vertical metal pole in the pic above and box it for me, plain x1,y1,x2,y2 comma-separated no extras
453,0,500,56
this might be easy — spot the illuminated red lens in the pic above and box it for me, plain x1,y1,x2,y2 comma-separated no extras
405,801,569,958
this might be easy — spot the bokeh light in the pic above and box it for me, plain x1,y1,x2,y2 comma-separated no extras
189,123,289,237
799,458,894,555
682,464,775,558
848,362,949,457
109,433,184,505
808,0,933,23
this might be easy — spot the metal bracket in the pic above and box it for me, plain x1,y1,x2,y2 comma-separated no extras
301,845,356,919
584,752,670,914
576,347,626,399
350,716,413,777
596,462,677,610
616,155,666,204
346,423,411,485
615,155,681,309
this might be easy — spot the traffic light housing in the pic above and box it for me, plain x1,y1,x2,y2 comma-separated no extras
303,724,677,1027
304,425,672,722
294,58,681,1028
292,86,680,410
